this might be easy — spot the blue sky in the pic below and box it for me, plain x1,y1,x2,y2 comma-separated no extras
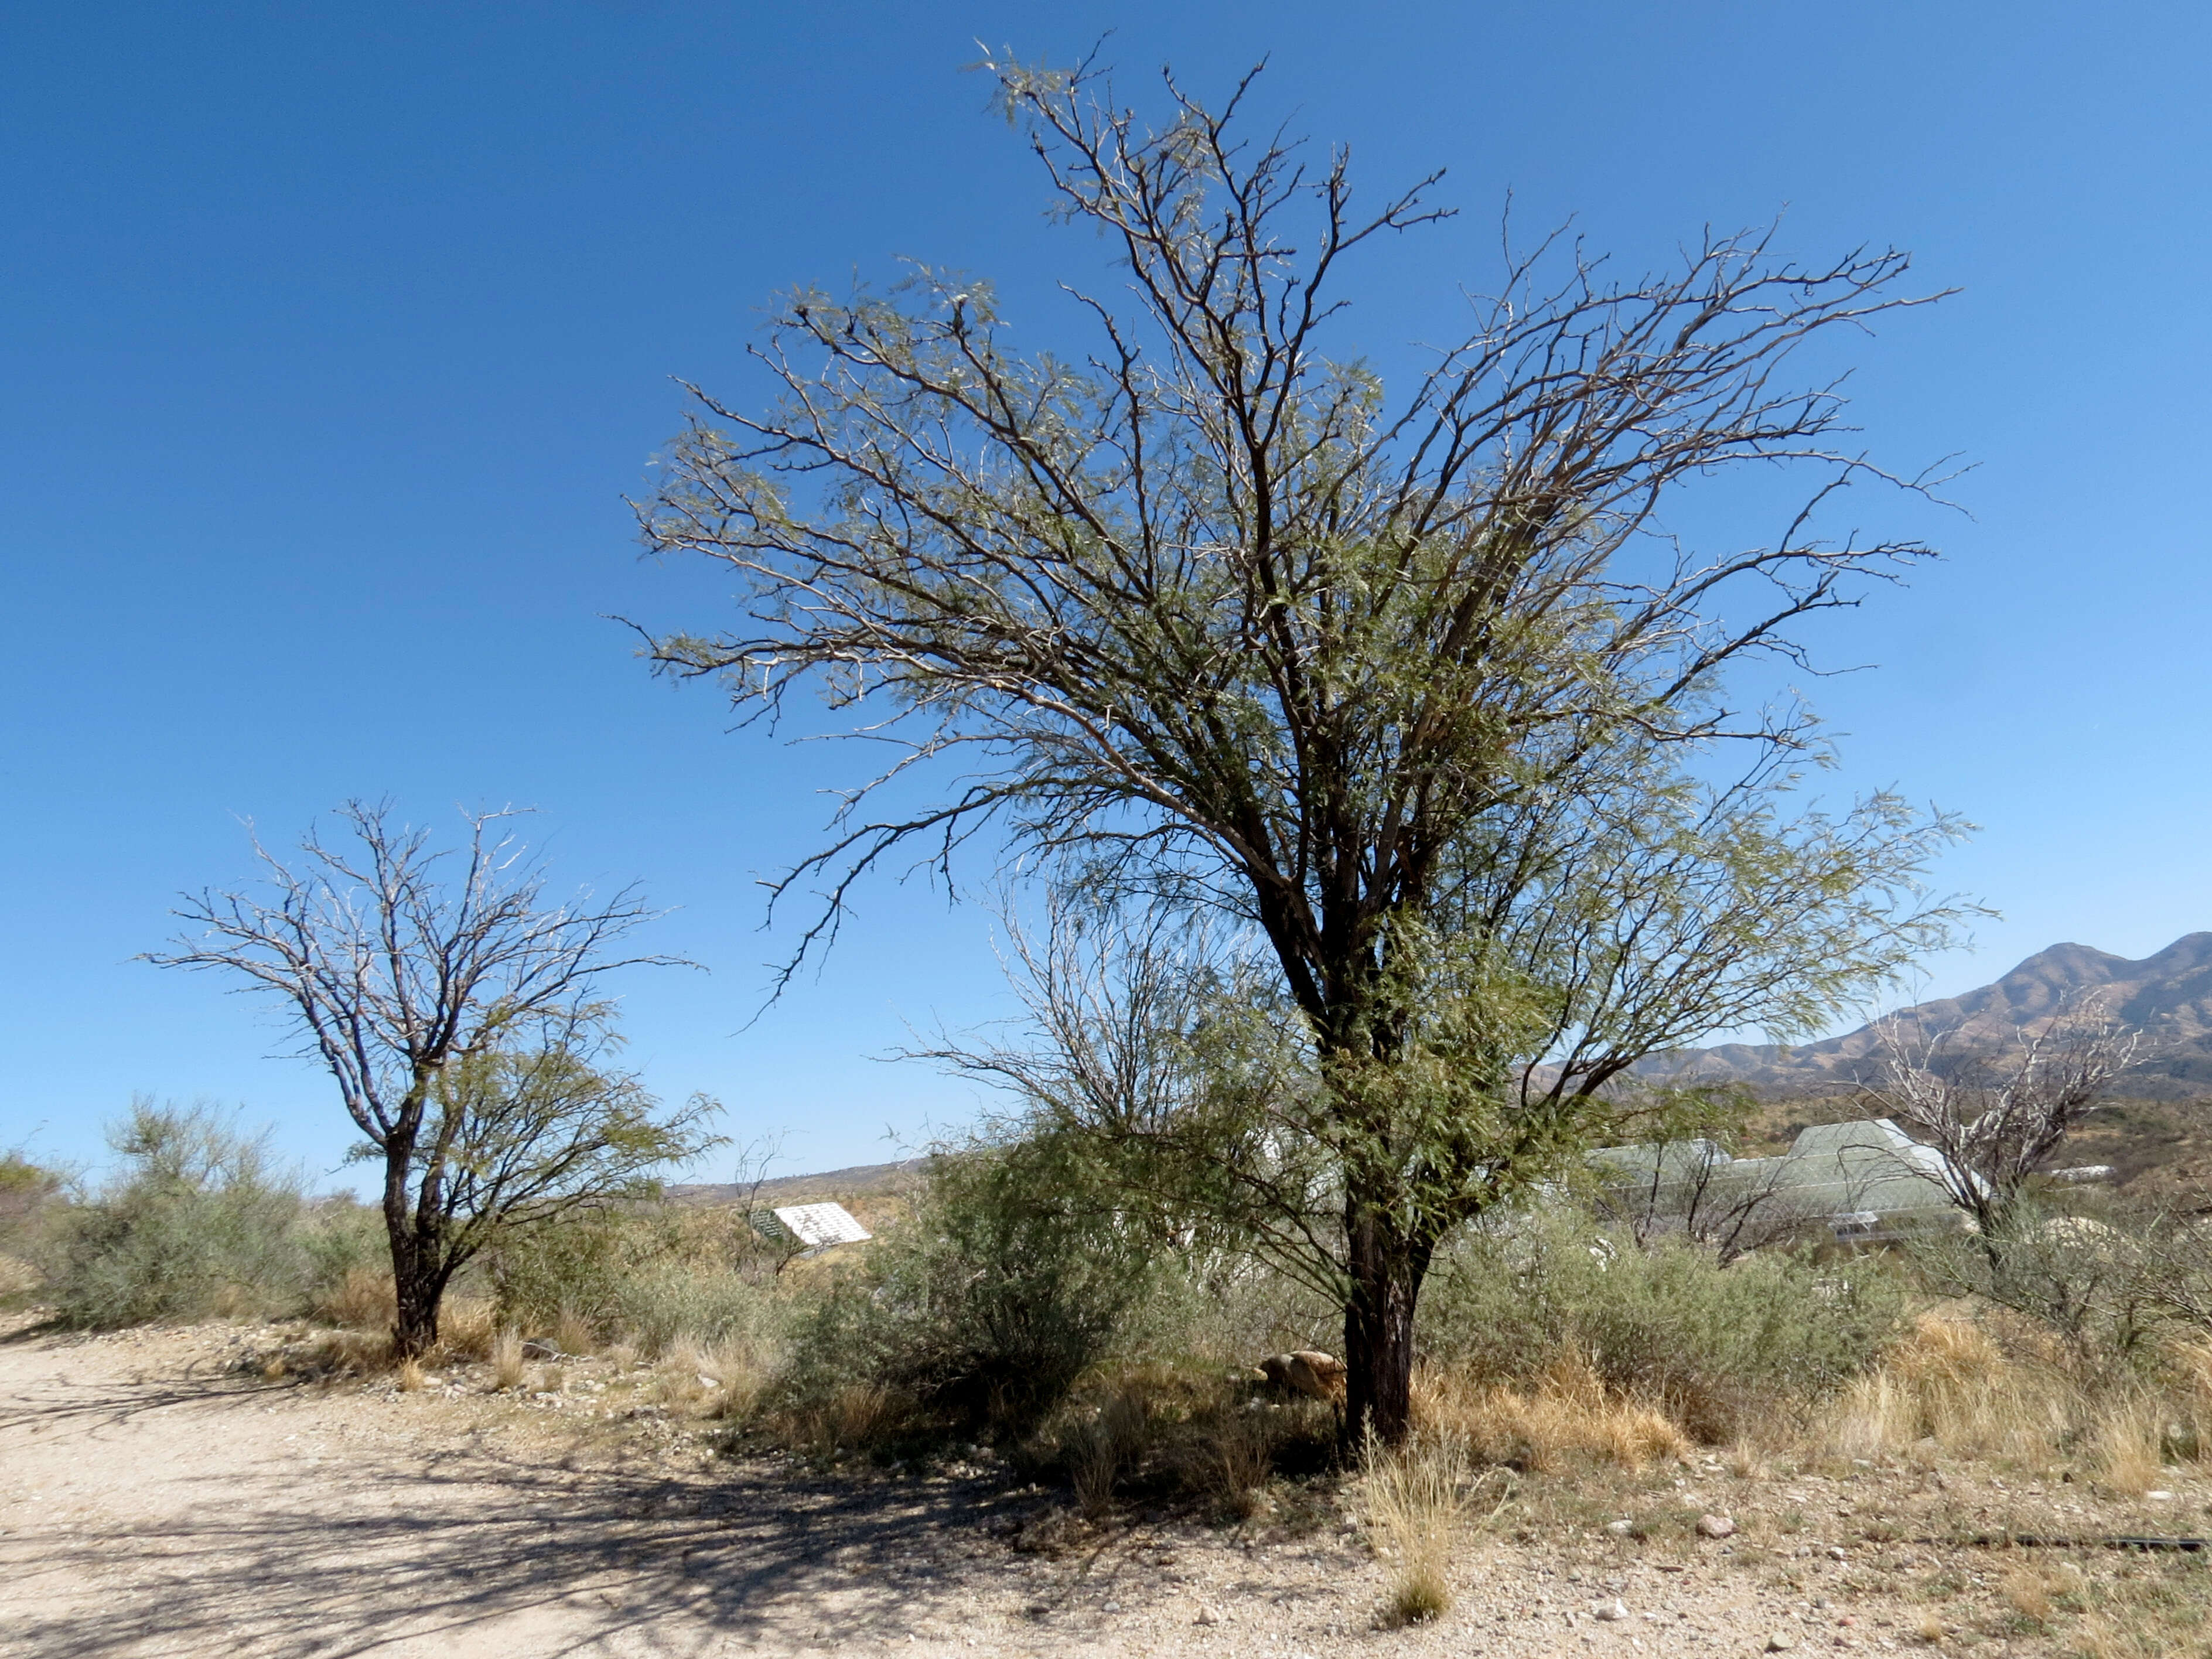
4,2,2207,1187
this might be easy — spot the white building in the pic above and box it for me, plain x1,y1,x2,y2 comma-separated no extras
1588,1118,1981,1243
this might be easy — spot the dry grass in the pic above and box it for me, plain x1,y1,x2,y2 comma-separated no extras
491,1327,525,1391
303,1327,392,1375
779,1382,909,1457
310,1265,394,1330
1064,1408,1132,1520
437,1296,496,1361
1049,1370,1180,1518
1200,1407,1279,1520
1821,1310,2212,1499
2055,1558,2212,1659
395,1357,426,1392
1829,1312,2078,1465
554,1306,596,1358
2002,1562,2059,1624
2088,1398,2163,1495
1054,1365,1334,1520
699,1339,770,1420
1415,1354,1689,1473
1362,1432,1477,1624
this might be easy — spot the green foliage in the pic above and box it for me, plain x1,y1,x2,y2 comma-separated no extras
1420,1209,1907,1439
0,1149,63,1238
45,1101,312,1329
485,1202,770,1354
776,1132,1165,1438
425,1035,724,1252
0,1149,66,1303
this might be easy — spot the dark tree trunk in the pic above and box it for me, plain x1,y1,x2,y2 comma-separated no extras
382,1136,448,1359
1341,1190,1433,1452
392,1265,443,1358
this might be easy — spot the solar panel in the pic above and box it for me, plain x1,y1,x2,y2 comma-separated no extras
772,1201,872,1250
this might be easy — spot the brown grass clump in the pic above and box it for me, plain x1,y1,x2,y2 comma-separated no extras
2088,1398,2163,1495
491,1327,525,1391
1064,1408,1134,1520
1830,1312,2076,1464
1059,1364,1333,1519
395,1357,426,1392
2002,1562,2056,1624
1199,1407,1279,1520
437,1296,496,1361
310,1265,395,1330
1415,1354,1689,1473
1362,1432,1476,1624
553,1306,596,1358
779,1383,909,1458
305,1327,393,1375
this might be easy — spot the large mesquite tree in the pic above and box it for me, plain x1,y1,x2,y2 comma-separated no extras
639,57,1969,1443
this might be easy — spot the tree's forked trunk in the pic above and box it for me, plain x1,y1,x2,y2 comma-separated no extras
383,1139,446,1360
392,1270,443,1360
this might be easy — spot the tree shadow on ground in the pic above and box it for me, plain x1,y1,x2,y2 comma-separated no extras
1,1373,1066,1658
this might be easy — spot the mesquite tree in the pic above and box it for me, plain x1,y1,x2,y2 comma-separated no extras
148,801,715,1356
638,57,1969,1442
1863,1015,2141,1247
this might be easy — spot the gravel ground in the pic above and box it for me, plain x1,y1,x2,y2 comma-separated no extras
2,1315,2207,1657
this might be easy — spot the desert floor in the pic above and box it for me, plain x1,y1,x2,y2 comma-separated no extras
4,1316,2206,1657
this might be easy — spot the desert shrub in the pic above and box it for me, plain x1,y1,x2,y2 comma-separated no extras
45,1100,313,1328
299,1194,391,1325
1019,1358,1338,1516
484,1200,770,1355
773,1131,1163,1442
0,1149,62,1236
1902,1195,2212,1391
607,1257,776,1355
1420,1208,1906,1440
0,1150,65,1300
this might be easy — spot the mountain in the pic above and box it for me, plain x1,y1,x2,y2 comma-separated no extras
1637,932,2212,1097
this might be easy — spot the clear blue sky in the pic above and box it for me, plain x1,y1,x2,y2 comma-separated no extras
4,2,2206,1187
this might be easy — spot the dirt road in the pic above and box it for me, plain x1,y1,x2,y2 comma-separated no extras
0,1316,2153,1656
0,1320,1366,1657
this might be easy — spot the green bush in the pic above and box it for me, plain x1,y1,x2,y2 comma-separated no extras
774,1131,1164,1440
1420,1208,1907,1439
0,1149,65,1302
46,1100,313,1329
484,1201,772,1354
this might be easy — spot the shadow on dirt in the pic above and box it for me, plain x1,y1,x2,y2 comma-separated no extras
1,1366,1070,1658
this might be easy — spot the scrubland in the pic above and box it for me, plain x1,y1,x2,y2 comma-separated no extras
11,1107,2212,1655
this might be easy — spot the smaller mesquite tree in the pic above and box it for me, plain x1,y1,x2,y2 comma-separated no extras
149,801,720,1356
639,56,1972,1443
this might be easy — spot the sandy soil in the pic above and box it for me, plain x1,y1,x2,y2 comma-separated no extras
2,1316,2200,1657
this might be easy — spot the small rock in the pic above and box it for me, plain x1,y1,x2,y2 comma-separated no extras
2147,1490,2175,1501
1596,1599,1629,1622
1827,1546,1847,1561
1607,1519,1634,1535
1696,1514,1736,1539
1101,1602,1122,1614
1194,1604,1226,1627
1766,1636,1797,1653
697,1374,720,1389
